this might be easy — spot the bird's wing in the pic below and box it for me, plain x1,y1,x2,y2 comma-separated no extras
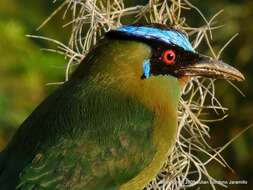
16,137,95,190
16,128,155,190
0,79,156,190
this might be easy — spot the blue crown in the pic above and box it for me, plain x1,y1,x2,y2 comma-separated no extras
113,25,195,52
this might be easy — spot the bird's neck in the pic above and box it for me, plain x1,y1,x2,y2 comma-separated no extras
74,38,181,115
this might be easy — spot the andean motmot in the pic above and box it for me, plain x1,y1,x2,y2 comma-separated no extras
0,24,244,190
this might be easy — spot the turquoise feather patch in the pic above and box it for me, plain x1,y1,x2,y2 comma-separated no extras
143,59,151,78
115,25,195,52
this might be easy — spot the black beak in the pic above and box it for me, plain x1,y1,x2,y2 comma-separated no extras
176,56,245,81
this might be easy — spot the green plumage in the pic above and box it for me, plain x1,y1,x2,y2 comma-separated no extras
0,39,180,190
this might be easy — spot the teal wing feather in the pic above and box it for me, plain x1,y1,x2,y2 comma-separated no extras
0,77,156,190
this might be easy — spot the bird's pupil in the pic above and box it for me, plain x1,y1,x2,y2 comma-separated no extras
167,53,174,60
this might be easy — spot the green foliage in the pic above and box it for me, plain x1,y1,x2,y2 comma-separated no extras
0,3,66,147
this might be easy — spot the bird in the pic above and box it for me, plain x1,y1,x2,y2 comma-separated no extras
0,23,244,190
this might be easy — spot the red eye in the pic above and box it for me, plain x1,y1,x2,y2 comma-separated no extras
163,50,176,65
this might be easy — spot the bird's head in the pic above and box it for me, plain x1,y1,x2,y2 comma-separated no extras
72,24,244,109
106,24,244,85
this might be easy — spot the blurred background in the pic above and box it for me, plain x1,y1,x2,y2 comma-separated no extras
0,0,252,189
